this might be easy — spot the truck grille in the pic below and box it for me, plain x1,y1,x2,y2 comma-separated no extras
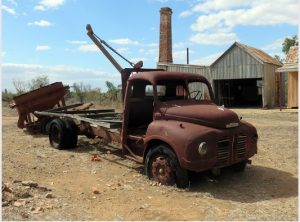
216,138,231,166
215,135,247,166
236,135,247,159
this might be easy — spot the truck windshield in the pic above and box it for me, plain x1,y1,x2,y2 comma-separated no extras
156,79,211,102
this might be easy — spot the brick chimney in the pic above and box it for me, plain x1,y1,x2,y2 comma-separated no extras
159,7,173,63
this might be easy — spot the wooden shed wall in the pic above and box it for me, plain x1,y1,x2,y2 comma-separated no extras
262,63,278,108
287,72,298,108
210,46,263,80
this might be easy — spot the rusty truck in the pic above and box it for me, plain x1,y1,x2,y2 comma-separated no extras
10,25,258,188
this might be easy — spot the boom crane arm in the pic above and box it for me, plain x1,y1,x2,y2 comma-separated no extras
86,24,143,73
86,24,162,102
86,24,124,73
86,24,147,101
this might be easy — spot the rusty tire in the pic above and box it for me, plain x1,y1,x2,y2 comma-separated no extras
49,119,68,149
145,144,189,188
63,119,78,148
40,117,54,134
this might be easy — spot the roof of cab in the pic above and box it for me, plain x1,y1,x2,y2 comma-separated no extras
128,70,209,84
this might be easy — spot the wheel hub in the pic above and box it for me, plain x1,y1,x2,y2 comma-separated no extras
151,155,175,185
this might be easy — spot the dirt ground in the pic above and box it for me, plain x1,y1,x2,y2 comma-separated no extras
2,104,298,221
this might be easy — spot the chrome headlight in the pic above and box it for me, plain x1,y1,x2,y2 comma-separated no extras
198,142,208,156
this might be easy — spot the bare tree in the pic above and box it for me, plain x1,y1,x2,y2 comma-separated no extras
12,79,27,94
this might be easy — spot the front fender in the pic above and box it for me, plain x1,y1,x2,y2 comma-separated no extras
144,120,212,168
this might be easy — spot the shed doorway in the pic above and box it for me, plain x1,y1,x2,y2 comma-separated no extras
214,78,262,107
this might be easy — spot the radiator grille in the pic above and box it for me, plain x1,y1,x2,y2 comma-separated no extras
236,135,247,159
216,138,231,166
215,135,247,166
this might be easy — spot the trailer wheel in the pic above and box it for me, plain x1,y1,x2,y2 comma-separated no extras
63,119,78,148
145,144,189,188
40,117,54,134
49,119,68,149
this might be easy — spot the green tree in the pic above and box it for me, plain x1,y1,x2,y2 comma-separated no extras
2,89,15,102
105,81,120,101
282,35,298,54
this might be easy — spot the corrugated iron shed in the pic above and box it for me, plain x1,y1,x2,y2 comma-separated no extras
158,41,282,108
211,42,282,67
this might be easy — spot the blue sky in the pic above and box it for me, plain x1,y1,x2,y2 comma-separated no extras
1,0,298,92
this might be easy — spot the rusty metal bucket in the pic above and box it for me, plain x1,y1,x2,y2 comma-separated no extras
9,82,69,130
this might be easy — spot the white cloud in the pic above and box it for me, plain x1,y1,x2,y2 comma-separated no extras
28,20,52,27
191,0,298,33
2,5,16,15
2,52,6,57
2,63,120,92
78,44,98,52
173,42,190,49
116,47,129,54
67,40,87,44
193,0,250,13
34,0,64,11
191,52,223,65
179,10,193,18
261,37,290,60
173,50,194,63
188,0,298,46
34,5,46,11
261,38,285,51
36,45,51,51
108,38,139,45
190,32,238,45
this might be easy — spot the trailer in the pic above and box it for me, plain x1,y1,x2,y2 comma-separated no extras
10,24,258,188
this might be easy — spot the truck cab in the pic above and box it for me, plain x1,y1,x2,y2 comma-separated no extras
123,71,258,187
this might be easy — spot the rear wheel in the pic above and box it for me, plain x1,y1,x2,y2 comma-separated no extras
49,119,67,149
64,119,78,148
49,119,78,149
145,144,189,188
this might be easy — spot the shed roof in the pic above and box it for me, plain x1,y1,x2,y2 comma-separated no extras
276,46,298,72
211,42,282,67
285,46,298,64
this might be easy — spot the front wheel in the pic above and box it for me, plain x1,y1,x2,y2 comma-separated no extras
145,144,189,188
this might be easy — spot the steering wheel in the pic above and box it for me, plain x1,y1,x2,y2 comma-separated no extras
189,90,202,100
